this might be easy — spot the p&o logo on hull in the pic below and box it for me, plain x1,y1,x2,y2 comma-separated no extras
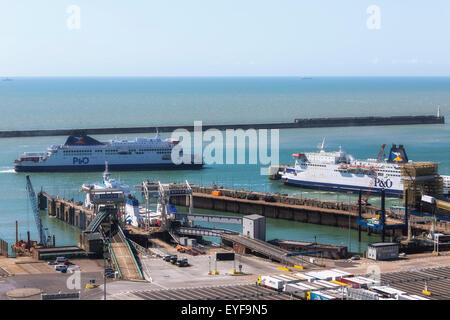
374,178,393,189
73,157,90,165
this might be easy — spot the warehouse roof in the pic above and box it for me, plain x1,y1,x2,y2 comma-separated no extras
368,242,399,247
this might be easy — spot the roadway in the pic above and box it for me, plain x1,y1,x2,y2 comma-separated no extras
110,231,143,281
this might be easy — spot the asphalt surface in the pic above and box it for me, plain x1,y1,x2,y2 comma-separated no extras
109,283,298,300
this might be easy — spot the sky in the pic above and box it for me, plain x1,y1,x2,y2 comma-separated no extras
0,0,449,77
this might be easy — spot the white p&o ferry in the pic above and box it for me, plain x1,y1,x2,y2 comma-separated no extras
14,133,203,172
281,142,412,197
82,163,162,227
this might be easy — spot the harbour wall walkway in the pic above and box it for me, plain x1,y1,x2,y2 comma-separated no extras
1,115,444,138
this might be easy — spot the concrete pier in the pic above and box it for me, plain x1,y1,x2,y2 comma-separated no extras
38,192,94,230
39,187,450,239
170,186,450,237
0,115,444,138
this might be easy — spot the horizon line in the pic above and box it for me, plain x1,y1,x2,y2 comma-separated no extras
2,75,450,78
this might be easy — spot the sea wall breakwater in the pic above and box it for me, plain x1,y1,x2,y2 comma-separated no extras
0,115,444,138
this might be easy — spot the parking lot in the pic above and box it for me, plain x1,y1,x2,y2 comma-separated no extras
139,252,283,289
379,265,450,300
109,283,298,300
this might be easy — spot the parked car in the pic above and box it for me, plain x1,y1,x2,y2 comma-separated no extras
56,257,67,263
263,196,276,202
55,265,68,272
169,255,178,264
246,193,258,200
176,258,189,267
48,261,57,265
350,255,361,260
63,260,74,266
163,255,171,262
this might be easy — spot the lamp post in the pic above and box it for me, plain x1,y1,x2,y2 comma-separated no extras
103,243,108,300
348,193,351,253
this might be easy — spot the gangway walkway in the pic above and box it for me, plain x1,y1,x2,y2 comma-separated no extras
221,234,319,268
175,226,239,237
109,226,144,281
85,210,110,232
173,213,243,224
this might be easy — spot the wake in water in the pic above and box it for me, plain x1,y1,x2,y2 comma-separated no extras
0,168,15,173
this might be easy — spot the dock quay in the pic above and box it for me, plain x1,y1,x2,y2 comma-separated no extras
38,192,95,230
169,186,450,236
36,180,450,262
38,186,450,242
0,114,443,138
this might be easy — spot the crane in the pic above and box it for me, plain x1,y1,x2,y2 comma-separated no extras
362,144,386,205
26,175,50,247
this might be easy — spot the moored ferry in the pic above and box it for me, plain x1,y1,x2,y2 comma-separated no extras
281,142,414,197
82,163,162,227
14,133,203,172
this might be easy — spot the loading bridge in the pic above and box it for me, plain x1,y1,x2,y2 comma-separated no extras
85,210,111,232
175,226,239,237
221,234,319,268
173,212,243,225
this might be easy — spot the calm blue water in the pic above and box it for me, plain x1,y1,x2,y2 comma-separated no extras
1,77,449,253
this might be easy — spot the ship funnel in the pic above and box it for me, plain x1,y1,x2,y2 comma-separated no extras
387,144,408,164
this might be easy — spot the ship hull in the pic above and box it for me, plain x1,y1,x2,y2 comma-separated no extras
15,163,203,172
282,177,403,197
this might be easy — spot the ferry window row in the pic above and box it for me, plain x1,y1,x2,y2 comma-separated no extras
63,150,92,155
138,148,171,152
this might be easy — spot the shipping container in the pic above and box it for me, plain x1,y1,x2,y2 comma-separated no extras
314,280,341,289
309,291,339,300
345,287,380,300
260,276,286,291
329,269,353,278
275,274,303,284
370,286,406,299
407,295,429,300
293,273,317,282
284,282,325,299
340,276,378,288
306,270,350,281
283,283,311,299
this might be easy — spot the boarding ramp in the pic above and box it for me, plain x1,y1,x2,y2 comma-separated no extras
109,226,144,281
221,234,318,268
175,226,239,237
85,210,110,232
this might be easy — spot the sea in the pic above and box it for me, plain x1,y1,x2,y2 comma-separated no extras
1,77,450,254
